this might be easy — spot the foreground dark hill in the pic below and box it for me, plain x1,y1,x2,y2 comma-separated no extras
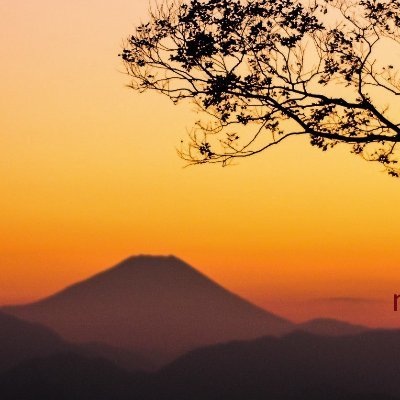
0,311,152,373
0,353,142,400
1,330,400,400
152,330,400,400
3,255,293,364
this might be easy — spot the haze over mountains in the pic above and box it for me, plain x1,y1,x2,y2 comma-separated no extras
297,318,367,336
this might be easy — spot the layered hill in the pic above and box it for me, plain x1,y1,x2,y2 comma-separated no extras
0,311,152,373
152,330,400,400
0,311,67,373
3,255,293,365
1,330,400,400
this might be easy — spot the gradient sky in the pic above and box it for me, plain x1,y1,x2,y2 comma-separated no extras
1,0,400,328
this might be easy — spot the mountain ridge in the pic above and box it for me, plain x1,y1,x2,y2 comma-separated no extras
2,255,373,366
16,255,284,322
2,329,399,400
2,255,293,365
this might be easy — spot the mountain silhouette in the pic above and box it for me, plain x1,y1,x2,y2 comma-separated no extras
3,255,293,365
0,311,152,373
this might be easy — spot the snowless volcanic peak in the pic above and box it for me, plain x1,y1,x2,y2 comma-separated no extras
3,255,293,365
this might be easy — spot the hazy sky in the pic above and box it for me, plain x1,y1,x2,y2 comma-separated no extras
1,0,400,327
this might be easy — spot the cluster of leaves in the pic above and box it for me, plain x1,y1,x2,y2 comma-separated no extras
120,0,400,176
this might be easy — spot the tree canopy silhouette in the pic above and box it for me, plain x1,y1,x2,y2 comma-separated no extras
120,0,400,176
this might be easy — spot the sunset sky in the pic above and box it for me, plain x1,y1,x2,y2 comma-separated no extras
1,0,400,328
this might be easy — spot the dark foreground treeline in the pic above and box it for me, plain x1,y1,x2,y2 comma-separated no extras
1,329,400,400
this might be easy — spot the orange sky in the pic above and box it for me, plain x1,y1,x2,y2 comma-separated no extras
1,0,400,328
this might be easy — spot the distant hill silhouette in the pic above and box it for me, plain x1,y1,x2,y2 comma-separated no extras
0,311,152,373
297,318,368,336
78,342,154,372
0,311,67,373
3,255,294,365
151,330,400,400
1,330,400,400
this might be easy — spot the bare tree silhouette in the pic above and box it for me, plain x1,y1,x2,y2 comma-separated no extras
120,0,400,176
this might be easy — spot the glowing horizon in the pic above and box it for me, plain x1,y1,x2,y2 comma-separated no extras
1,0,400,329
